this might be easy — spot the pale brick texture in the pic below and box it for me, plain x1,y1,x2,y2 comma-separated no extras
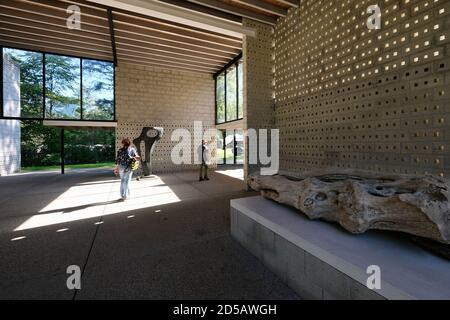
243,19,275,178
115,63,216,173
273,0,450,177
0,54,21,176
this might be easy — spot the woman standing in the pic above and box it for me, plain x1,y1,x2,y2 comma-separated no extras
114,138,140,201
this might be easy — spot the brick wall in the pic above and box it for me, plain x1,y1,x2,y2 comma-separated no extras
115,63,216,173
0,54,21,176
243,19,275,178
274,0,450,177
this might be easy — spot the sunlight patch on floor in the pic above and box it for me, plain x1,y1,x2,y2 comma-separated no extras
14,177,180,231
215,168,244,181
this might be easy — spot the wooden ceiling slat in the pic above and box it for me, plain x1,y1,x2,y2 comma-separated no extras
0,23,111,49
115,39,232,63
115,47,224,68
233,0,287,17
156,0,242,23
0,6,109,36
116,52,217,71
114,30,239,58
274,0,299,7
119,58,217,74
113,17,242,51
21,0,108,19
117,49,222,68
112,10,242,47
1,0,109,29
186,0,278,25
0,15,111,43
0,33,112,57
1,0,246,74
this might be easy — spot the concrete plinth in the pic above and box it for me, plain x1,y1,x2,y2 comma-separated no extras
231,196,450,300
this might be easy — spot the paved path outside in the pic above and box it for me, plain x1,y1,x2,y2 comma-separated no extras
0,168,298,300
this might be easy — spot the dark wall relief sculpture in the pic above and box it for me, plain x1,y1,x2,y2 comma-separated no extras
133,127,164,176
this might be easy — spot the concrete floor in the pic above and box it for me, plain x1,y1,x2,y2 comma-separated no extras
0,168,298,300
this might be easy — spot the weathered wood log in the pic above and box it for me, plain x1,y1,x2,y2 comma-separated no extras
248,173,450,245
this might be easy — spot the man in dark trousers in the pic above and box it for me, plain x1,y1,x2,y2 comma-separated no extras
198,139,210,181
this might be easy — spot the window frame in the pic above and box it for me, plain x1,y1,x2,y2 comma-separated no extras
217,128,243,165
214,53,243,125
0,46,116,123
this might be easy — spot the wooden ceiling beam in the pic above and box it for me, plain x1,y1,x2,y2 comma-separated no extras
275,0,300,8
115,48,222,68
113,22,240,53
119,57,217,73
116,52,218,71
113,14,242,49
115,38,234,61
233,0,288,17
86,0,256,37
0,22,111,49
0,5,109,36
155,0,242,23
186,0,278,25
0,33,112,56
0,38,112,61
114,30,239,57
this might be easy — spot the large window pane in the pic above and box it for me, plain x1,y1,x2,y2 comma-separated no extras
238,60,243,119
3,48,43,118
225,130,235,164
216,130,225,165
235,130,244,164
226,65,237,122
45,54,81,119
216,73,225,123
82,60,114,120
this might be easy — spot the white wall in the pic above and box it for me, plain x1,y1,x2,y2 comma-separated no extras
0,54,21,175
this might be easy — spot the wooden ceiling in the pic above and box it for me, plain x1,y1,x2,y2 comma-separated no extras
0,0,299,73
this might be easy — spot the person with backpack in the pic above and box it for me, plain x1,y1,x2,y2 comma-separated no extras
114,138,141,201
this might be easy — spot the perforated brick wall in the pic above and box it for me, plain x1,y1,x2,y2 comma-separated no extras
274,0,450,177
115,63,216,173
243,19,275,177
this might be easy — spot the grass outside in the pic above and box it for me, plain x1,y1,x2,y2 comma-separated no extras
22,162,115,172
216,148,244,164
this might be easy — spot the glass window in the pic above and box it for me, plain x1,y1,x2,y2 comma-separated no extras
3,48,43,118
215,58,243,124
216,130,225,165
226,65,237,122
238,61,243,119
82,59,114,120
216,72,225,124
2,48,115,121
45,54,81,119
235,130,244,164
225,129,235,165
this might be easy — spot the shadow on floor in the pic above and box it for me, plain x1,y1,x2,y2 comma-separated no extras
0,168,299,300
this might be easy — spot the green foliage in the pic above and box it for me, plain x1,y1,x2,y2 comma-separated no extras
5,48,116,167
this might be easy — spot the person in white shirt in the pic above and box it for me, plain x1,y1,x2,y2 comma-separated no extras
198,139,210,181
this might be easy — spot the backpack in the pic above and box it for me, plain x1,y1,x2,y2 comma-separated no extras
117,147,140,171
116,147,132,167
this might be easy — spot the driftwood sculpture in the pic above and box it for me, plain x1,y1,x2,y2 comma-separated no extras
248,173,450,248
